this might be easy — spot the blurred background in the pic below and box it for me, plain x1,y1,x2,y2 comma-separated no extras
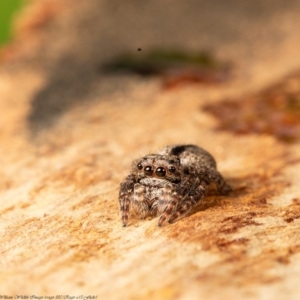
1,0,300,141
0,0,25,46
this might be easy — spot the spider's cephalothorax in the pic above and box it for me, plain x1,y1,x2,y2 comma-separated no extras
119,144,231,227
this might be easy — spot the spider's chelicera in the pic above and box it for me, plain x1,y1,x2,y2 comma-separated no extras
119,144,231,227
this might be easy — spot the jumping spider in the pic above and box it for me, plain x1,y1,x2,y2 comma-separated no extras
119,144,231,227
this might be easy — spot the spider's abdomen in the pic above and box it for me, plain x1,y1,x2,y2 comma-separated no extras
159,144,217,174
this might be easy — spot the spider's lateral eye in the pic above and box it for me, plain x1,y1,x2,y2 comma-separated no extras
137,163,143,170
155,167,166,177
168,166,176,173
183,167,190,175
144,166,154,175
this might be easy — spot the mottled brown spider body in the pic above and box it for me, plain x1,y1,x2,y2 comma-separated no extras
119,145,231,227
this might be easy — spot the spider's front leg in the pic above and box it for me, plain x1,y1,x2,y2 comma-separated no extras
167,179,208,224
157,179,195,227
119,174,137,226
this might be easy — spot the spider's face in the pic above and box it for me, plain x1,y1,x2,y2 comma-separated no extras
133,154,181,184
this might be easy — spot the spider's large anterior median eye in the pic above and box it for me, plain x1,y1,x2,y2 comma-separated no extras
155,167,166,177
144,166,154,175
137,163,143,170
168,166,176,173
